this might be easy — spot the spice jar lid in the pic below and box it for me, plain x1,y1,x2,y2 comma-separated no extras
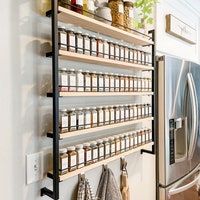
98,72,103,75
91,107,97,110
90,141,97,146
70,108,76,111
85,70,90,73
77,31,83,34
83,143,90,147
59,67,67,72
97,139,103,144
68,28,75,32
119,134,125,138
114,135,120,139
67,146,75,151
92,71,97,74
91,35,96,38
76,144,83,149
85,107,90,110
60,108,67,112
77,107,83,111
103,138,109,142
59,148,67,154
77,69,83,73
69,68,75,72
109,137,114,141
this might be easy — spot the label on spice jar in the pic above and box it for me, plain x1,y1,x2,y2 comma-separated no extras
110,78,114,89
110,45,114,56
130,79,133,88
126,138,129,148
121,109,124,119
92,40,97,52
86,150,91,162
125,49,129,60
77,0,83,6
85,39,90,50
99,111,104,123
85,112,91,126
99,76,104,89
98,43,103,54
85,76,91,87
116,141,120,152
62,116,68,128
105,110,109,122
130,109,133,118
115,46,119,57
130,137,134,147
60,33,67,45
77,74,84,88
105,77,109,89
78,37,83,49
71,114,77,127
118,4,124,14
93,76,97,87
79,114,84,126
105,144,110,155
93,149,98,160
70,35,75,47
61,74,68,86
104,43,109,56
134,136,138,145
70,155,77,167
115,78,119,88
93,112,97,124
125,78,129,89
130,50,133,61
129,9,133,18
99,147,104,157
134,79,137,88
110,110,114,121
121,140,125,150
116,110,120,120
121,79,124,88
61,157,68,170
111,143,115,153
120,48,124,58
79,152,84,165
125,109,129,118
70,75,76,87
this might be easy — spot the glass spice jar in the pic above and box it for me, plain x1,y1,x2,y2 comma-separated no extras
76,144,85,168
90,35,97,56
71,0,83,14
108,0,124,29
77,107,84,130
83,33,90,55
129,48,134,63
124,45,129,62
114,105,120,123
141,77,145,92
141,129,146,144
58,26,67,50
104,73,110,92
67,29,76,52
90,141,98,163
110,73,115,92
148,104,152,116
119,44,125,61
98,72,104,92
97,106,104,126
91,71,98,92
91,107,98,128
124,1,134,31
137,130,142,146
133,49,138,63
83,70,91,92
119,74,125,92
103,106,110,125
115,42,120,60
129,104,134,120
109,41,115,60
129,75,133,92
124,104,129,121
84,107,91,129
137,104,142,119
59,68,68,92
120,105,125,122
124,75,129,92
137,77,142,92
144,104,148,117
133,104,138,119
97,36,104,58
59,148,68,175
68,69,76,92
59,109,69,132
114,74,120,92
133,76,138,92
109,137,116,156
137,50,142,64
83,143,92,165
104,39,109,59
133,131,137,147
148,128,152,141
141,51,145,65
68,146,77,172
110,105,115,124
148,78,152,91
120,134,126,153
76,69,84,92
129,132,134,149
103,138,110,159
97,139,104,161
125,133,130,150
83,0,95,18
76,31,83,54
141,104,145,118
115,135,121,154
69,108,77,131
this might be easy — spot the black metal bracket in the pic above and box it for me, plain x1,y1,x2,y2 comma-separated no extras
141,145,155,155
41,188,54,199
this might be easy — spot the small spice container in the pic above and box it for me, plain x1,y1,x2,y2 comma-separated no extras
103,106,110,125
114,105,120,123
137,130,142,146
83,0,95,18
114,74,120,92
69,108,77,131
104,73,110,92
97,106,104,126
148,129,152,141
124,1,134,31
141,104,146,118
68,146,77,172
90,35,97,56
59,109,69,132
68,69,76,92
84,70,91,92
129,75,134,92
124,45,129,62
59,68,68,92
129,48,134,63
137,50,142,64
110,73,115,92
58,26,67,50
83,143,92,165
120,134,126,153
133,49,138,63
141,51,145,65
137,104,142,119
143,78,148,92
115,42,120,60
91,107,98,128
133,131,138,147
124,75,129,92
141,77,145,92
67,29,76,52
148,104,152,116
91,71,98,92
90,141,98,163
59,148,68,175
108,0,124,29
124,104,129,121
110,105,115,124
119,44,125,61
76,144,85,168
129,104,134,120
84,107,91,129
97,139,104,161
145,104,149,117
103,138,110,159
133,76,138,92
148,78,152,91
115,135,121,154
109,137,116,156
133,104,138,119
125,133,130,150
137,77,142,92
120,105,125,122
71,0,83,14
141,129,146,144
104,39,109,59
83,33,90,55
129,132,134,149
76,31,83,54
109,41,115,60
144,129,149,143
76,69,84,92
77,108,84,130
119,74,125,92
97,36,104,58
98,72,104,92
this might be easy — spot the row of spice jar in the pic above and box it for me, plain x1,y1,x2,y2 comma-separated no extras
58,28,152,65
59,128,152,174
59,68,152,92
59,103,152,132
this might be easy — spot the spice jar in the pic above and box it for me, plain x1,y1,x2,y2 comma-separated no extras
68,69,76,92
103,106,110,125
129,104,134,120
120,105,125,122
119,74,125,92
141,104,146,118
137,130,142,146
114,105,120,123
125,133,130,150
124,45,129,62
137,104,142,119
83,0,95,18
103,138,110,159
108,0,124,29
83,143,92,165
115,135,121,154
115,42,120,60
124,1,134,31
141,77,145,92
76,69,84,92
141,51,145,65
148,78,152,91
133,49,138,63
97,139,104,161
91,71,98,92
97,37,104,58
104,39,109,59
114,74,120,92
97,106,104,126
59,109,69,132
129,48,134,63
58,0,71,9
120,134,126,152
84,70,91,92
69,108,77,131
148,129,152,141
83,33,90,55
84,107,91,129
148,104,152,116
104,73,110,92
129,75,133,92
67,29,76,52
144,104,148,117
59,148,68,175
133,131,137,147
71,0,83,14
95,6,112,25
59,68,68,92
109,41,115,60
124,104,130,121
110,73,115,92
109,137,116,156
124,75,129,92
68,146,77,172
133,76,138,92
129,132,134,149
110,105,115,124
138,50,142,64
76,144,85,168
90,141,98,163
75,31,83,54
133,104,138,119
77,108,84,130
91,107,98,127
141,129,146,144
137,77,142,92
144,129,149,143
90,35,97,56
119,44,125,61
58,26,67,50
98,72,104,92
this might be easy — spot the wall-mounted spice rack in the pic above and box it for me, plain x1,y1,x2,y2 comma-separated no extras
41,1,157,199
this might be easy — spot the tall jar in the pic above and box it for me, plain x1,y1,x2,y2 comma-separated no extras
115,135,121,154
91,71,98,92
97,106,104,126
114,74,120,92
110,105,115,124
104,73,110,92
103,106,110,125
68,69,76,92
69,108,77,131
124,75,129,92
83,33,90,55
59,148,68,175
68,146,77,172
58,26,67,50
108,0,124,29
83,0,95,18
119,134,126,153
120,105,125,122
104,39,109,59
83,143,92,165
84,107,91,129
119,44,125,61
110,73,115,92
109,41,115,60
115,42,120,60
129,104,134,120
91,107,98,128
97,139,104,161
114,105,120,123
76,31,84,54
124,1,134,31
109,137,116,156
59,68,68,92
129,132,134,149
129,75,134,92
98,72,104,92
90,35,97,56
124,104,130,121
67,29,76,52
59,109,69,132
83,70,91,92
125,133,130,150
76,144,85,168
71,0,83,14
90,141,98,163
133,76,138,92
119,74,125,92
124,45,129,62
77,108,84,130
97,37,104,58
103,138,110,159
76,69,84,92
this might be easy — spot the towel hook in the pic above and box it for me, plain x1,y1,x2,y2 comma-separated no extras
78,173,85,182
103,164,108,171
121,157,128,174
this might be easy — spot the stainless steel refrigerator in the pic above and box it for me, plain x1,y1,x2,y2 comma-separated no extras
158,56,200,200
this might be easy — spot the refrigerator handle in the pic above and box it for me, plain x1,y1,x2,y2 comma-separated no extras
187,73,199,160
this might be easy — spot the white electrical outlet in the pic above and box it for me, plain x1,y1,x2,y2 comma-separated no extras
26,152,43,184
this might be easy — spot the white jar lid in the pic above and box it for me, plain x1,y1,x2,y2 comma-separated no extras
97,139,103,144
109,137,114,141
76,144,83,149
67,146,76,151
60,109,67,112
83,143,90,147
59,67,67,72
59,148,67,154
77,107,83,111
103,138,109,142
90,141,97,146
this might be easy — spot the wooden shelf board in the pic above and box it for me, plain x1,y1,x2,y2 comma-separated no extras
56,7,154,46
47,91,154,97
47,142,154,181
57,50,154,70
47,117,154,139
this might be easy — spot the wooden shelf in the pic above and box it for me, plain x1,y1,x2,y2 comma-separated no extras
47,117,154,139
47,142,154,181
47,91,154,97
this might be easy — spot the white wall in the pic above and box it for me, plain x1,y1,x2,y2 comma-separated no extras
0,0,155,200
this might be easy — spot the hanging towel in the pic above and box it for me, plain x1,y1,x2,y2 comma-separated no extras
96,167,122,200
77,177,95,200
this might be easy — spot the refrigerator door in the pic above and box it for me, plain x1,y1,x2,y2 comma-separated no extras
158,56,190,186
